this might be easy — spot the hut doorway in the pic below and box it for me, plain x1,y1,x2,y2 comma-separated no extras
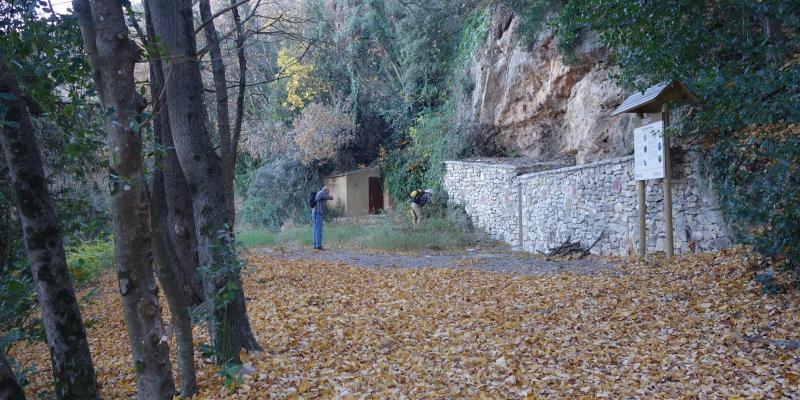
368,177,384,214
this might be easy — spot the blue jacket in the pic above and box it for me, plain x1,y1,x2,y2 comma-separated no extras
314,190,333,214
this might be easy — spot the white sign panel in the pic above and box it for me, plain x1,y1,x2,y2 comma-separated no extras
634,120,665,181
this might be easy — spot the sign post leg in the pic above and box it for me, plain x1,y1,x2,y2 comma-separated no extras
662,105,674,257
638,180,646,258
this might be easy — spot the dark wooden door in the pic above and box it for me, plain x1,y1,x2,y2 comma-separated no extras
368,177,383,214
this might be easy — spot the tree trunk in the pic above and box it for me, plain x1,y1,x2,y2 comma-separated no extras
73,1,175,398
0,56,100,400
198,0,236,228
143,3,198,397
228,0,248,226
147,153,197,398
162,120,205,306
144,0,203,308
162,129,205,306
0,349,26,400
759,3,786,65
148,0,261,364
148,181,197,397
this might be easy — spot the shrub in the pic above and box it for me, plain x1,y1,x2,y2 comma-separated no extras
502,0,551,48
240,158,321,229
65,236,114,286
0,264,38,351
708,125,800,269
381,8,488,203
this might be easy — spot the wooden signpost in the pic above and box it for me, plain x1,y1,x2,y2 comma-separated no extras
612,81,696,258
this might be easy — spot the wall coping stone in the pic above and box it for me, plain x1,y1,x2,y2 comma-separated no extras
445,160,571,175
518,155,635,180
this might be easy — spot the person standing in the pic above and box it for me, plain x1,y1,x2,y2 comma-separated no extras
312,186,333,250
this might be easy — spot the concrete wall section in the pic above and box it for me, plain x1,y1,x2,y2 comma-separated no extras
324,175,348,212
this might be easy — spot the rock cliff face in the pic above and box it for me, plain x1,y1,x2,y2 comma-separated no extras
460,5,636,164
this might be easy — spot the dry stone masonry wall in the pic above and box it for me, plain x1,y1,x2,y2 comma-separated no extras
442,161,521,246
444,152,733,256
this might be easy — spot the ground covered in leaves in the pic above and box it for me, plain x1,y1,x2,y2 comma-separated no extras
10,248,800,399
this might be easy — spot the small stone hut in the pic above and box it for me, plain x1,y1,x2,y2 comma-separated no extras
324,166,392,216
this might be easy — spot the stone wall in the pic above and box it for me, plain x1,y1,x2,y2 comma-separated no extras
444,151,733,256
443,161,523,246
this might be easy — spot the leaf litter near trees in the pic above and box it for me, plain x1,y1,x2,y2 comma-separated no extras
9,247,799,399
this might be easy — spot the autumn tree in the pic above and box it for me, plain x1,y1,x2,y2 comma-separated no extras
292,103,357,165
73,0,175,397
0,56,100,400
147,0,261,364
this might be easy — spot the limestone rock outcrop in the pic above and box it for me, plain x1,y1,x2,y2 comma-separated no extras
460,4,636,164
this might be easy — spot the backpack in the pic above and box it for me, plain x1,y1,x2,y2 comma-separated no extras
419,192,430,206
308,191,317,208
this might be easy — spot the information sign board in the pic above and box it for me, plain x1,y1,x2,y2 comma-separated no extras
634,120,665,181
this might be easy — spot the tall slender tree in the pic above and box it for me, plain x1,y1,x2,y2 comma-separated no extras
73,0,175,397
0,56,100,400
143,1,198,395
148,0,261,364
197,0,248,227
198,0,233,227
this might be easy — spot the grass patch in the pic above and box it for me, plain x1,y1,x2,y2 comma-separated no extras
237,213,479,252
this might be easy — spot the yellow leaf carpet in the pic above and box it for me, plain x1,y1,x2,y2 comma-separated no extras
9,248,799,399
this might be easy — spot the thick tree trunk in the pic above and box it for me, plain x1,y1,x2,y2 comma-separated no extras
0,57,100,400
73,1,175,398
144,0,203,308
148,159,197,398
0,349,26,400
163,125,205,297
162,121,204,306
148,184,196,397
148,0,261,364
143,3,198,396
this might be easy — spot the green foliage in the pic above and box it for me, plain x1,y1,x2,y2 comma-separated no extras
381,8,488,203
0,264,38,351
542,0,800,268
1,2,110,358
220,363,244,393
708,126,800,267
65,237,115,286
234,154,259,198
383,103,466,202
503,0,551,48
453,10,490,95
240,158,321,229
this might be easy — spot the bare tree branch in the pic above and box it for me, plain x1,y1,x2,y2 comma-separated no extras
193,0,250,35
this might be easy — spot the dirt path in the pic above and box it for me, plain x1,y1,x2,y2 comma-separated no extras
253,247,620,275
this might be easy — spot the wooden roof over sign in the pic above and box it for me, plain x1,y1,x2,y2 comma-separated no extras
612,81,697,115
